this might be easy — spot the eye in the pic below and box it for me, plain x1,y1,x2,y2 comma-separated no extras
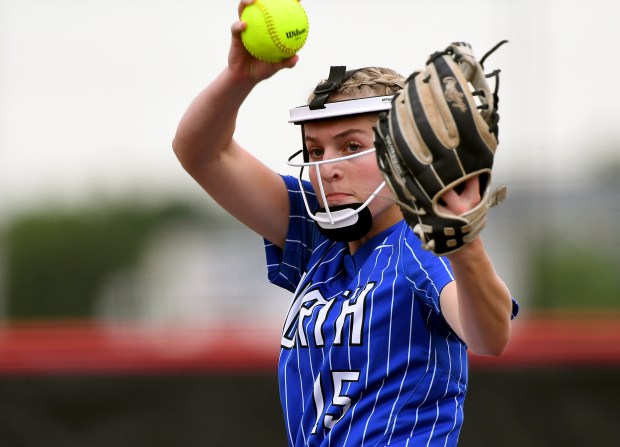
307,147,324,161
344,142,362,154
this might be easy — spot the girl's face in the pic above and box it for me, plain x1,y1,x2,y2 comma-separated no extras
303,113,403,241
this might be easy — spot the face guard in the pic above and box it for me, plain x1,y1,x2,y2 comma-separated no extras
287,148,385,240
287,66,396,242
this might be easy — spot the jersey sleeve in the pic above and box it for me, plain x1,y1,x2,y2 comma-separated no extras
401,227,520,320
264,175,319,293
400,226,455,314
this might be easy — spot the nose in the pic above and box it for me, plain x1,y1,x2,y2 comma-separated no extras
318,158,343,181
316,147,346,180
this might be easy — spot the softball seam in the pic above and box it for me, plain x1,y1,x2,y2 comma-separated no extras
255,1,306,54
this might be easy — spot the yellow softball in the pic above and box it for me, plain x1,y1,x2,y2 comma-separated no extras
241,0,309,63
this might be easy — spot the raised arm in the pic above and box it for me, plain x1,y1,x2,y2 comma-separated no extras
172,1,298,248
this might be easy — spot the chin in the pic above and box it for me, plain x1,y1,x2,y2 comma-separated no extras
327,201,354,208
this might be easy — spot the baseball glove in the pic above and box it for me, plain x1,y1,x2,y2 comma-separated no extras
374,41,508,255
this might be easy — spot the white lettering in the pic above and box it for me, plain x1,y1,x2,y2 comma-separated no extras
334,283,374,345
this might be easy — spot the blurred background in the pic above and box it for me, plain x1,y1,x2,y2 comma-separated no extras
1,0,619,446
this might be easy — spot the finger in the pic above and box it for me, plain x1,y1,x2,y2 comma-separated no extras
437,189,460,216
238,0,255,17
441,188,459,205
231,20,246,37
463,175,480,197
277,54,300,69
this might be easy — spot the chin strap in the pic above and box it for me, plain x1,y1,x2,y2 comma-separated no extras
314,204,373,242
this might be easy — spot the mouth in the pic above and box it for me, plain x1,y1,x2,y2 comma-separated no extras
325,193,355,206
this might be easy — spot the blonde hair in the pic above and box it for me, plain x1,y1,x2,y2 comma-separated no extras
307,67,406,103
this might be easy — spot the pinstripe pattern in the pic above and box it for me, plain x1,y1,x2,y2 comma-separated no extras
265,175,467,447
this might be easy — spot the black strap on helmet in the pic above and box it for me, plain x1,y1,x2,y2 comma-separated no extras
308,66,364,110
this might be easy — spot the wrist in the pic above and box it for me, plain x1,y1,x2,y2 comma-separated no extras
212,68,259,107
445,237,485,264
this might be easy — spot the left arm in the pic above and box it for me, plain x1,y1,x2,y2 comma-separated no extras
440,238,513,356
437,177,514,356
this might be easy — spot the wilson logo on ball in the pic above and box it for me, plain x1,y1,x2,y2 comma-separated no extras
286,28,307,39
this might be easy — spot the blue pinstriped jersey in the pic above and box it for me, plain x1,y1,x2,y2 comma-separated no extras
265,175,468,447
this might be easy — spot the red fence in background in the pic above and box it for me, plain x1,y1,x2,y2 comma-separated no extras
0,312,618,376
0,320,281,375
470,311,620,368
